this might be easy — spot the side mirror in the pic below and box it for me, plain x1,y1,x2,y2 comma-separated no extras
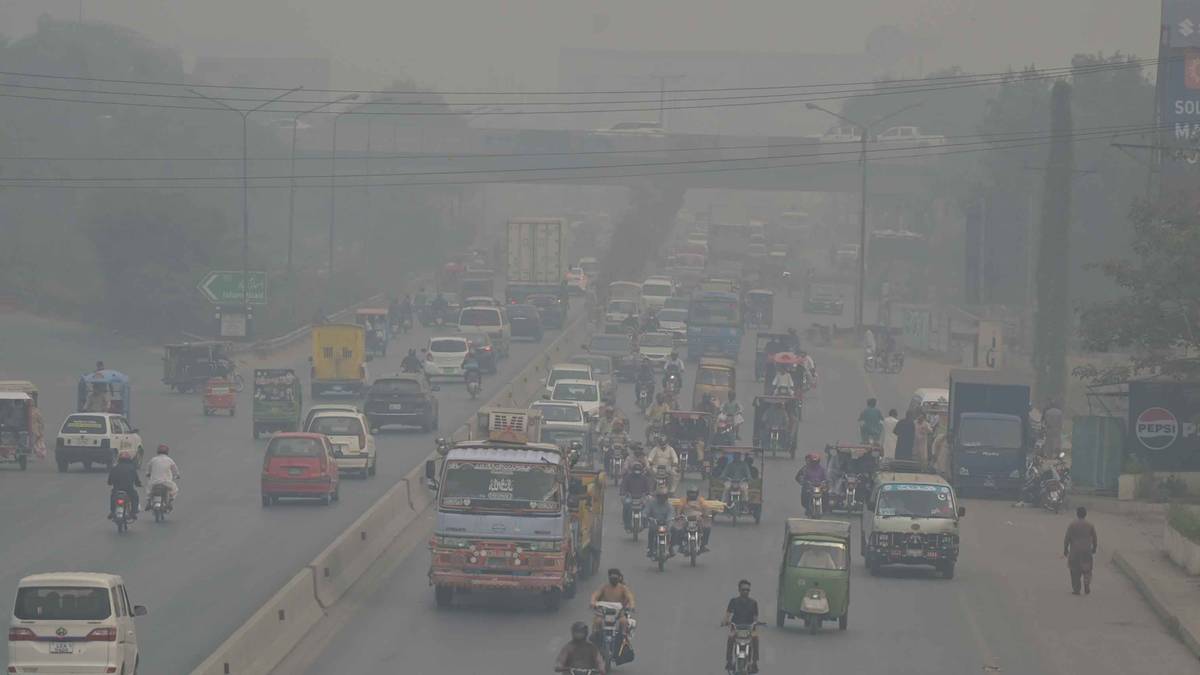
133,605,148,617
957,506,966,518
424,459,436,480
425,478,439,491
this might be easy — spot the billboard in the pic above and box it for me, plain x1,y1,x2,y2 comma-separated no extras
1160,2,1200,191
1127,380,1200,470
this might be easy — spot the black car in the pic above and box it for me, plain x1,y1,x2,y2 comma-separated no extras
455,333,499,374
586,333,637,381
507,304,544,342
364,375,440,432
527,294,565,329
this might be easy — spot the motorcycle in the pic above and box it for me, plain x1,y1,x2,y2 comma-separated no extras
608,444,625,484
863,350,879,373
149,483,172,523
806,482,826,519
653,465,672,494
683,514,702,567
724,622,765,675
112,490,134,533
841,473,861,511
594,601,635,671
664,371,682,396
629,498,644,541
767,428,785,454
651,521,671,572
1041,476,1066,513
773,384,795,398
636,385,652,413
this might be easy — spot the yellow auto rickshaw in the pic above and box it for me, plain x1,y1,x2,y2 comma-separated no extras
692,357,736,410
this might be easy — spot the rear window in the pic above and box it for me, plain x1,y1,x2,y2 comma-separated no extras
608,300,638,314
15,587,112,621
640,333,673,348
657,309,688,323
309,416,365,436
268,437,323,457
571,357,611,375
553,382,599,402
534,404,583,423
61,415,107,434
642,283,673,297
509,306,537,319
371,379,422,395
589,335,632,352
549,368,590,386
430,339,468,353
459,308,501,327
697,368,733,387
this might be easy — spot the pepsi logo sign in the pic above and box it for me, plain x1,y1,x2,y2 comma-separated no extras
1136,407,1179,450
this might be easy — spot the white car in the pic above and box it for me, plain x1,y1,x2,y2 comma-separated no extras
638,332,676,367
530,400,591,450
640,277,675,312
566,267,589,294
456,306,511,358
424,336,470,380
605,299,640,327
875,125,946,147
464,296,500,308
303,404,361,432
306,410,377,477
545,362,593,399
55,413,144,472
9,572,146,675
550,379,602,419
655,308,689,342
595,121,665,135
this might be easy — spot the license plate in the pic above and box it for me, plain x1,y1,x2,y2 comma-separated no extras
443,368,456,374
389,403,405,411
50,642,72,654
288,467,303,476
907,548,923,557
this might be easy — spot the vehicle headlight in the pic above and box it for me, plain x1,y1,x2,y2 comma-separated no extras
525,540,561,552
436,536,471,549
957,466,970,476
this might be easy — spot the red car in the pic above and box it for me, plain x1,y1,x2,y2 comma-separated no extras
261,432,340,506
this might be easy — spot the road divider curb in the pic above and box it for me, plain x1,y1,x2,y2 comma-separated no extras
1113,549,1200,660
189,311,590,675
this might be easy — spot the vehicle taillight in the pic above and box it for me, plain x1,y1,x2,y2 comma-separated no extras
116,498,125,506
8,627,36,641
481,345,492,352
85,627,116,642
358,433,366,449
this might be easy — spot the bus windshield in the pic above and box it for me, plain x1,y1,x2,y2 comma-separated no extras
689,297,740,326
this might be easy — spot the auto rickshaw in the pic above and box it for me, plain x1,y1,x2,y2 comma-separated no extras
825,443,882,513
162,341,237,393
692,357,736,411
764,352,807,403
356,308,390,358
252,368,302,438
78,369,132,422
744,289,774,328
202,377,236,417
754,332,792,381
662,410,711,474
707,445,763,525
0,381,38,471
753,395,800,459
776,518,851,633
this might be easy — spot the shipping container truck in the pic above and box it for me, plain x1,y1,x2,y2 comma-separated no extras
310,323,369,398
948,369,1031,494
506,218,569,303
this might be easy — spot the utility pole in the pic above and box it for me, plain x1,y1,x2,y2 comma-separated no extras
329,106,357,295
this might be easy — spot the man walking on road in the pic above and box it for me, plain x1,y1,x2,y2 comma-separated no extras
1064,506,1098,595
893,410,916,462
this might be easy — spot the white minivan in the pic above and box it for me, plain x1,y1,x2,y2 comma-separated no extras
640,277,675,312
457,306,511,358
9,572,146,675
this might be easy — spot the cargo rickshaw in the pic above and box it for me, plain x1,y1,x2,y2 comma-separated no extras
252,368,302,438
162,341,238,393
0,381,39,471
776,518,851,633
744,289,774,328
753,395,800,459
707,445,764,525
692,357,736,411
78,369,132,421
356,308,390,358
825,443,882,513
202,377,236,417
662,410,711,474
764,351,807,401
754,332,792,381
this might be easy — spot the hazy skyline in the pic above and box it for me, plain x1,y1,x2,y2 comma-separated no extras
2,0,1163,90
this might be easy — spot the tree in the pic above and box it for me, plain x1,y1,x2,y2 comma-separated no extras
1032,81,1073,404
1075,201,1200,384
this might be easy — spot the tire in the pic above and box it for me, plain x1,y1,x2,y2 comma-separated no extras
753,507,762,525
332,485,340,502
57,458,68,473
940,562,955,580
807,616,819,635
154,508,163,523
690,546,698,567
117,519,127,534
839,612,848,631
564,574,577,599
321,492,332,506
136,447,144,468
776,609,786,628
18,455,27,471
543,589,562,610
83,460,93,471
866,555,881,577
657,556,665,572
368,458,377,477
434,585,453,608
731,512,738,527
261,494,270,507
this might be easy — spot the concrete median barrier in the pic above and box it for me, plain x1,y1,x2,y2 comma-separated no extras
309,481,409,608
190,568,324,675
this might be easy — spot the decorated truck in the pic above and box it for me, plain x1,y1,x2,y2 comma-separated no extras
425,408,604,610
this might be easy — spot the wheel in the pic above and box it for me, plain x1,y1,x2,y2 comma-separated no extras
564,574,577,599
776,609,786,627
368,458,377,477
753,507,762,524
18,455,27,471
657,556,665,572
807,616,819,635
543,589,562,610
632,527,639,542
83,460,93,471
262,494,271,507
838,612,848,630
154,509,163,523
434,585,453,608
117,519,127,534
866,555,880,576
204,408,211,416
731,512,738,527
135,447,144,468
690,546,698,567
321,492,332,506
56,458,68,473
940,562,955,579
332,485,340,502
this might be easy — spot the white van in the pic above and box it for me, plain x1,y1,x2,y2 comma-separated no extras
640,277,675,312
9,572,146,675
544,362,593,398
457,306,511,358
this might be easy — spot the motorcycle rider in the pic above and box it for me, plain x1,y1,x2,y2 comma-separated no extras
647,435,680,493
597,405,619,438
634,358,656,409
663,352,685,389
430,292,449,322
589,568,635,647
145,443,180,509
722,579,761,674
760,400,790,449
794,452,829,517
719,452,753,503
643,487,677,557
397,294,414,329
107,450,142,520
622,442,648,479
679,487,713,552
400,348,423,374
462,350,482,386
646,394,671,439
555,621,606,675
721,393,745,439
859,397,884,445
771,364,796,397
619,463,654,531
797,349,816,385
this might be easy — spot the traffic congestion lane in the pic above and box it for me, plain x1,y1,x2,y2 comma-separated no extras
0,303,581,673
296,297,1194,675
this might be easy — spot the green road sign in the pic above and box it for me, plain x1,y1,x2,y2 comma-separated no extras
198,271,267,305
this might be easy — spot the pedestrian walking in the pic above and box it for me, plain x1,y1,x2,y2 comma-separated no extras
1043,400,1064,457
881,409,899,459
893,410,916,462
1064,506,1098,595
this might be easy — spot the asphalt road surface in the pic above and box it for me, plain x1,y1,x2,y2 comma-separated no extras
291,293,1197,675
0,302,581,673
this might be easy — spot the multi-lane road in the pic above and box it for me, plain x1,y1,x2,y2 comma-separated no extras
0,303,580,673
280,292,1196,675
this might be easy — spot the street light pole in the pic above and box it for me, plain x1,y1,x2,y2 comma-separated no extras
329,107,356,290
189,86,302,316
806,101,923,333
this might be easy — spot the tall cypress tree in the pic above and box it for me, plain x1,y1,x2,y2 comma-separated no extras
1032,81,1074,404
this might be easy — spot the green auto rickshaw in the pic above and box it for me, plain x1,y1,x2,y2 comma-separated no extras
777,518,850,633
252,368,302,438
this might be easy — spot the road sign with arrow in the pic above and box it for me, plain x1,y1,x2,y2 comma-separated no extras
198,271,267,305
